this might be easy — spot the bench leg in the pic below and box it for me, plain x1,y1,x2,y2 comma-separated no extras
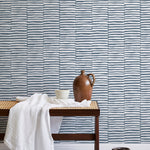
95,116,99,150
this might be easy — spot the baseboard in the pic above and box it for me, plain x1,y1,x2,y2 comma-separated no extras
0,143,150,150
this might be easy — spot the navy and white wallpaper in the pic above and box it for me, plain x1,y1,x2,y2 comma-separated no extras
0,0,150,144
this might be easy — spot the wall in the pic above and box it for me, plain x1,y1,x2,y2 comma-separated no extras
0,0,150,143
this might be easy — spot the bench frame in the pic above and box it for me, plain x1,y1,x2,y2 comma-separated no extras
0,101,100,150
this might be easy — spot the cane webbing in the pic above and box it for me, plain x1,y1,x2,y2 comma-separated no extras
0,101,98,110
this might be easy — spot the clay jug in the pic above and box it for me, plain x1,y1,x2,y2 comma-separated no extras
73,70,95,102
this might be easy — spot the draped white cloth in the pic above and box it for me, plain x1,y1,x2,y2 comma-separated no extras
4,93,91,150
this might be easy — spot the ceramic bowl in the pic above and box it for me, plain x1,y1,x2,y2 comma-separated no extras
55,90,70,99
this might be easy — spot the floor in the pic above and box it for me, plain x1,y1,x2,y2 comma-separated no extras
0,143,150,150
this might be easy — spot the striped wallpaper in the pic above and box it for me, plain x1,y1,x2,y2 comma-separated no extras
0,0,150,143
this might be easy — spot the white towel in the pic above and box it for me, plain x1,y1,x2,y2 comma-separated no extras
48,97,91,107
4,93,54,150
16,96,63,134
4,93,91,150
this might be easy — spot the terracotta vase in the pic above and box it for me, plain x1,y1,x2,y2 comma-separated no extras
73,70,95,102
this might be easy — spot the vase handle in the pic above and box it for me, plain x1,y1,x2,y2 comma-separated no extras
87,73,95,87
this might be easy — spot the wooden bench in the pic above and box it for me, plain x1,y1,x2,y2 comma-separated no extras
0,101,100,150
